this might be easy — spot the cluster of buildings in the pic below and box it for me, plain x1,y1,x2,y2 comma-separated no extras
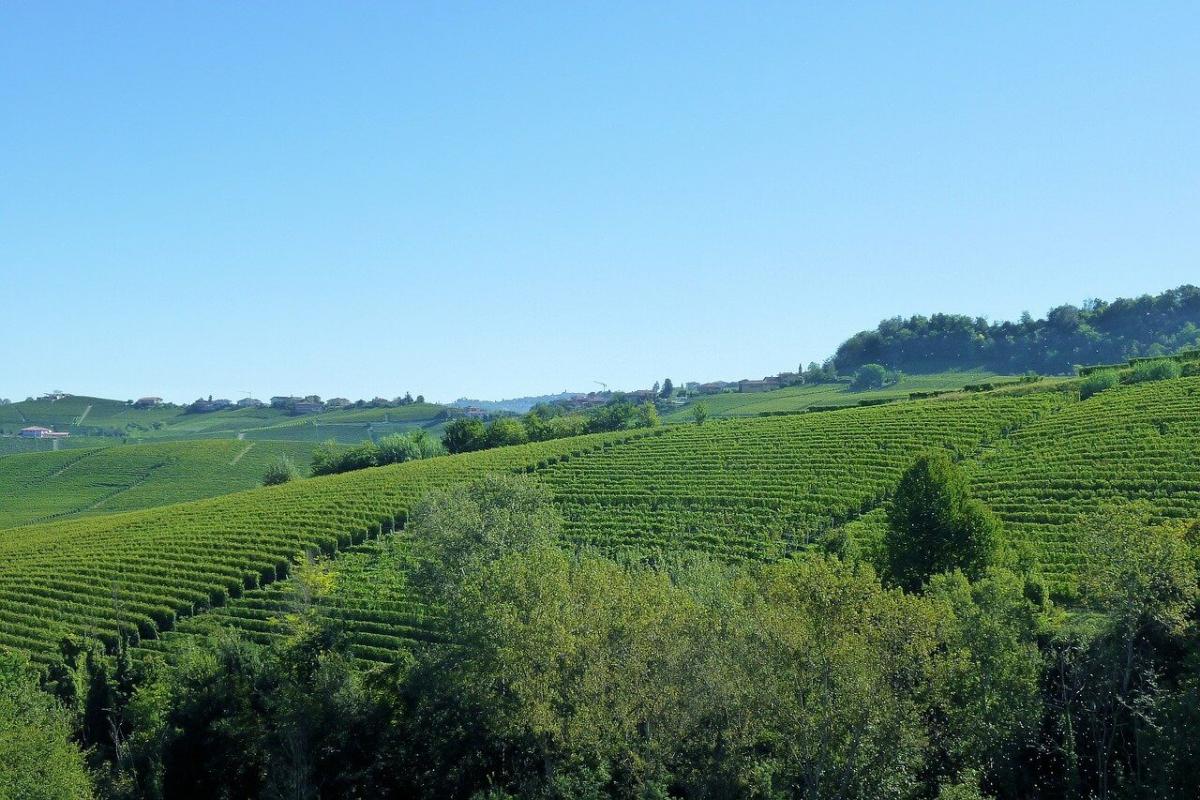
696,371,801,395
18,426,69,439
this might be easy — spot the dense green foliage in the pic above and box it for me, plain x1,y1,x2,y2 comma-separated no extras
851,362,892,390
443,398,660,454
29,476,1197,799
310,430,444,476
884,453,1001,591
834,284,1200,375
1078,369,1120,400
0,650,92,799
261,455,299,486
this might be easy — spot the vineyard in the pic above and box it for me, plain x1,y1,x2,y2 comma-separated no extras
5,375,1200,667
966,375,1200,591
144,389,1066,662
661,370,1012,420
0,429,648,663
540,390,1064,560
0,394,451,446
0,440,337,527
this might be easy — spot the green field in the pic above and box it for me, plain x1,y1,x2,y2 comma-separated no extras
663,370,1016,419
0,440,339,528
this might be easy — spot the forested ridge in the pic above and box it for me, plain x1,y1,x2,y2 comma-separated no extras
834,285,1200,375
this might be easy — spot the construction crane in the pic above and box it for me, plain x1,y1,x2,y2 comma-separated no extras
593,381,608,391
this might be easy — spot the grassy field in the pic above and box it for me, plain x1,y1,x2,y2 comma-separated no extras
663,370,1014,420
0,440,339,528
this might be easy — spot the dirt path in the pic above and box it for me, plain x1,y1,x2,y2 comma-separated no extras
229,442,255,465
75,404,93,425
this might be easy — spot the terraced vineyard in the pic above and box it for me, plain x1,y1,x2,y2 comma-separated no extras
10,376,1200,669
541,390,1066,560
0,429,648,662
0,440,335,527
139,537,431,665
965,375,1200,590
142,389,1066,663
662,370,1013,420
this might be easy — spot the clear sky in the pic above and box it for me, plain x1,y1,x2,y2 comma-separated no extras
2,2,1197,403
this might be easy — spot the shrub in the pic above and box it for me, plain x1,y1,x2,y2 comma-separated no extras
1129,358,1182,384
262,456,299,486
1079,369,1120,400
851,363,890,391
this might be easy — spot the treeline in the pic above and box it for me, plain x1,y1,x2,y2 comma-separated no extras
442,397,660,454
308,430,445,477
834,284,1200,375
8,465,1199,800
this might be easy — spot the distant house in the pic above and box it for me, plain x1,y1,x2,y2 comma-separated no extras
270,396,300,409
188,398,233,414
292,401,324,415
326,397,351,409
698,382,731,395
459,406,488,419
133,396,163,408
626,389,657,402
236,397,264,409
19,426,69,439
738,379,780,393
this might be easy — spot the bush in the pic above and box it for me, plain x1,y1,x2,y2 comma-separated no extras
1129,358,1182,384
1079,369,1120,400
261,456,299,486
851,363,890,391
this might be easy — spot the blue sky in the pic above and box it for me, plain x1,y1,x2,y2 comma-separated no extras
2,2,1197,403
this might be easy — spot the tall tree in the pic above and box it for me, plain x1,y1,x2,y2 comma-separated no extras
884,452,1001,591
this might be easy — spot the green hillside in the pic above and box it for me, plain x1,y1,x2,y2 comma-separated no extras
0,440,337,528
663,370,1017,420
4,373,1200,667
0,395,451,447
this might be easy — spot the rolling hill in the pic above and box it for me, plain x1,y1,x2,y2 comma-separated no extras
0,439,339,528
662,370,1018,420
3,360,1199,667
0,395,452,455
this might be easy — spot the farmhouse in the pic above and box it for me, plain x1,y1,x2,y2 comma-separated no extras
626,389,657,402
293,401,325,415
134,396,163,408
698,381,731,394
236,397,264,409
19,426,70,439
738,379,781,393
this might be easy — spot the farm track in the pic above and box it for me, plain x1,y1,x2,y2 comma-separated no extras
75,404,93,425
229,443,255,465
46,449,100,480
